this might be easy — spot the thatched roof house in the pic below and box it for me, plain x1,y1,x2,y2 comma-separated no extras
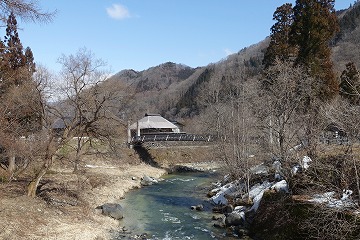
129,114,180,135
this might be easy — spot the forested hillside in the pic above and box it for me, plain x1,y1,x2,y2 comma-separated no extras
333,1,360,71
108,39,268,125
109,2,360,129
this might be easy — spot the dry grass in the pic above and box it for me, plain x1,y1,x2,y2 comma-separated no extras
0,141,220,240
0,143,168,240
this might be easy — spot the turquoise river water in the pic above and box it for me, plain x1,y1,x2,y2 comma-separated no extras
117,172,234,240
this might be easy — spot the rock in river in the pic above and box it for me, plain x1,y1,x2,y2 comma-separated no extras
96,203,124,220
141,175,159,186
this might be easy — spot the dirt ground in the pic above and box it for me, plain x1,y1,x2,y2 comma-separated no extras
0,149,167,240
0,144,219,240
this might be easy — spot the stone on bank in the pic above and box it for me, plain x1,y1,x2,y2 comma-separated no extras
96,203,124,220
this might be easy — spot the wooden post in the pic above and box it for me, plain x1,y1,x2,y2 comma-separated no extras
136,121,140,137
127,121,131,144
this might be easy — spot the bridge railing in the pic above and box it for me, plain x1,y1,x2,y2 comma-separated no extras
131,133,212,144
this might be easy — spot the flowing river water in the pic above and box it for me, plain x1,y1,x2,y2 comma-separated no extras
117,171,236,240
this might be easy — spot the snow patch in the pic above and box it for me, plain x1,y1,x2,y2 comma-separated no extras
250,190,265,212
211,181,238,205
309,190,356,208
301,156,312,170
271,180,289,193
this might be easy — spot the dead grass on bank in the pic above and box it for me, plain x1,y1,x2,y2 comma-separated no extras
0,142,223,240
0,146,167,240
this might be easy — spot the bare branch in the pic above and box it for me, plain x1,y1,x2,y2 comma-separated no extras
0,0,55,24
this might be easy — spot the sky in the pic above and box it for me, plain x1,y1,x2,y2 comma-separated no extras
17,0,356,74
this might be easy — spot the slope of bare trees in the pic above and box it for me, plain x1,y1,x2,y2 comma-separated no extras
26,48,129,197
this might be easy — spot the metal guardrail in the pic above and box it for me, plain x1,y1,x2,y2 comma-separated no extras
131,134,212,143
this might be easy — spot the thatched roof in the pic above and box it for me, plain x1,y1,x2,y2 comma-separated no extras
129,114,179,130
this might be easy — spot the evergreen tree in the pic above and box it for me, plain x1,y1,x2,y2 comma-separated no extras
24,46,36,73
0,12,35,91
339,62,360,104
4,12,26,70
290,0,339,100
0,12,40,134
263,3,296,69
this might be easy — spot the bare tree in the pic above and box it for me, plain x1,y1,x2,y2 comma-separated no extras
301,205,358,240
322,98,360,205
0,0,54,24
0,69,42,180
0,0,53,180
197,63,262,200
27,48,127,197
255,60,318,173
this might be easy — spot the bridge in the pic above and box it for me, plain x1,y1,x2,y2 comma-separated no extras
127,114,213,147
130,133,212,145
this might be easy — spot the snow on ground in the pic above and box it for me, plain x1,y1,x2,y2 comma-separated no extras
248,181,273,199
211,177,290,214
249,181,274,212
301,156,312,170
211,181,239,205
308,190,357,208
271,180,289,193
210,154,358,228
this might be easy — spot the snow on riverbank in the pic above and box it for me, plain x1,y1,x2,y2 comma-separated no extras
209,155,358,226
308,190,357,208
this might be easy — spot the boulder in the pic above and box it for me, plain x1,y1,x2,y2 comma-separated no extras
191,204,204,211
213,216,226,228
196,204,204,211
141,175,158,186
225,212,245,227
212,204,233,214
96,203,124,220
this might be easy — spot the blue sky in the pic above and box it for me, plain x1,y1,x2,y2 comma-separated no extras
17,0,355,74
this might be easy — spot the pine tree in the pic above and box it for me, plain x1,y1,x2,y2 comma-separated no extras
24,47,36,73
3,12,26,71
0,13,35,90
290,0,339,100
0,12,40,134
263,3,296,69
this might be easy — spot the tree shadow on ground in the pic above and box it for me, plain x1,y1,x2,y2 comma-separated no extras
133,145,161,168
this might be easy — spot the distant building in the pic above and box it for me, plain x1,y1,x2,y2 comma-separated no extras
321,123,348,145
129,114,180,137
52,117,72,136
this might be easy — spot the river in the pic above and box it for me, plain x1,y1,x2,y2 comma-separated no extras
116,171,236,240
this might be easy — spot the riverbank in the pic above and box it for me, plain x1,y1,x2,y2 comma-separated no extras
0,163,166,240
0,145,219,240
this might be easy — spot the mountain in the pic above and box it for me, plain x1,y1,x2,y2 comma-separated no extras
110,62,197,92
333,1,360,71
107,3,360,129
107,39,269,123
106,62,205,120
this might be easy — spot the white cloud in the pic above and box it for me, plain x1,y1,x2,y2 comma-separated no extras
106,4,131,20
224,48,234,56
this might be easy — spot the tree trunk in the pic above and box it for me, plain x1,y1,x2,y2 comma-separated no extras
27,165,48,198
7,152,16,180
27,140,55,197
73,136,85,172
